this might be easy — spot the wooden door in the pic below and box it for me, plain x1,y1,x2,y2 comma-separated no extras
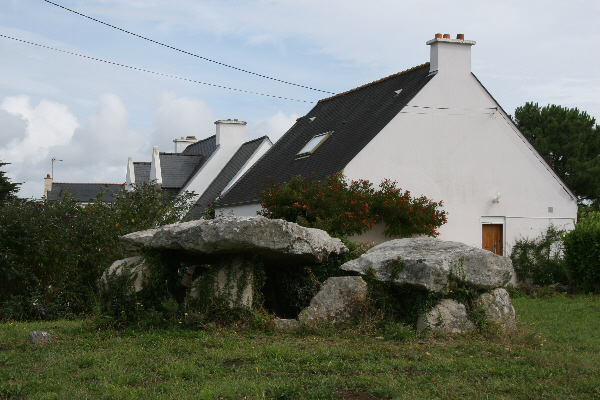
482,224,503,255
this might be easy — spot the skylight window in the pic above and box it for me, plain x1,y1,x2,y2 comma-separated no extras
296,132,332,158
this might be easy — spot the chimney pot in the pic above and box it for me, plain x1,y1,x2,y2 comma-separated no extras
457,33,464,40
443,34,450,39
435,33,443,39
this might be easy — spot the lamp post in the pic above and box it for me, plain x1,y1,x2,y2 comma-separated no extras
51,158,63,180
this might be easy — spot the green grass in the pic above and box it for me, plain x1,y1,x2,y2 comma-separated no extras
1,295,599,399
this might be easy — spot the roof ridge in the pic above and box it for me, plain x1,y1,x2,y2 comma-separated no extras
243,135,270,145
318,62,429,103
159,152,205,156
53,183,124,185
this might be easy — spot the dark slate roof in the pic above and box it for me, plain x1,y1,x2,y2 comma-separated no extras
133,162,150,184
159,154,205,189
47,183,124,202
219,63,434,207
182,135,217,156
190,136,271,219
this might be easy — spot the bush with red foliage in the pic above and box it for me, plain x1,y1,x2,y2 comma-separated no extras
259,174,447,238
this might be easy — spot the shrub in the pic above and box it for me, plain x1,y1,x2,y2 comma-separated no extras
564,211,600,293
0,183,197,320
259,173,447,238
510,225,568,285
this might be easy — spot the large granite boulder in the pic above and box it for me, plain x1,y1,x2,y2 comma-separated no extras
477,288,517,331
416,299,476,333
298,276,367,326
121,216,347,264
341,238,514,292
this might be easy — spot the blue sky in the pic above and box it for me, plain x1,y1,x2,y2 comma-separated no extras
1,0,599,198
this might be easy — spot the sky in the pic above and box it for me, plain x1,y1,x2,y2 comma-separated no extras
1,0,599,199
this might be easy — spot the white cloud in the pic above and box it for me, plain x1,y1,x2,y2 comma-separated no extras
0,95,78,164
247,111,299,142
151,92,216,151
0,109,28,147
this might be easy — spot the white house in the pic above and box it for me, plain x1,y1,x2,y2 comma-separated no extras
216,33,578,255
127,119,272,219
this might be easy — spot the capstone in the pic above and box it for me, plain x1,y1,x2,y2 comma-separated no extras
120,216,347,264
341,237,514,292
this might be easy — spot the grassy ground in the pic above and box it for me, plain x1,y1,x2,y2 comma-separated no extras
1,294,599,400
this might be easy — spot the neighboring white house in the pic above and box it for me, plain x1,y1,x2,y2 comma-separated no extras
216,33,578,255
127,119,272,219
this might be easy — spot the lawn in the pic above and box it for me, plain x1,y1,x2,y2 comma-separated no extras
1,294,599,399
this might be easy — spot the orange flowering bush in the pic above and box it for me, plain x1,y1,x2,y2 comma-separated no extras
259,174,447,238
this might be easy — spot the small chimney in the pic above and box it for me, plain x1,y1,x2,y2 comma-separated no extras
214,119,247,148
426,33,476,75
44,174,52,199
150,146,162,190
173,135,199,153
125,157,135,191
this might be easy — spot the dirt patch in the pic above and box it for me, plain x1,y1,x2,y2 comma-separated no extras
335,389,390,399
137,377,163,388
223,361,252,367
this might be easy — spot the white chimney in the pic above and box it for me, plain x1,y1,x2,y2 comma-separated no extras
150,146,162,190
43,174,52,199
214,119,247,148
173,136,199,153
427,33,476,75
125,157,135,191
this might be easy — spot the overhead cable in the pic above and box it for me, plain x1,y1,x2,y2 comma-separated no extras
43,0,334,94
1,35,314,103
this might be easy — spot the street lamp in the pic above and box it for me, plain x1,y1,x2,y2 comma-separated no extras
51,158,63,180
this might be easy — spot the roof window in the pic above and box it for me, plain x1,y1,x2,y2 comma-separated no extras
296,132,332,158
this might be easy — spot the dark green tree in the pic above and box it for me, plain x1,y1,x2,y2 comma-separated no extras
514,103,600,205
0,161,20,202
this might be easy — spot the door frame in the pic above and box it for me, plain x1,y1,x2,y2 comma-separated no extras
481,216,506,256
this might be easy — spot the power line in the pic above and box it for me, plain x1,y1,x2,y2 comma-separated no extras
1,35,314,103
43,0,335,95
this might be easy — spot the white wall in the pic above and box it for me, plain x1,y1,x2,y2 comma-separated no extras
216,202,262,217
344,45,577,252
181,120,246,198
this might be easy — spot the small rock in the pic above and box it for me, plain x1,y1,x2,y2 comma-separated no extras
273,318,300,330
298,276,367,326
416,299,476,333
29,331,51,344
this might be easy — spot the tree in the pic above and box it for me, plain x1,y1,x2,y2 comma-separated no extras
514,103,600,205
259,173,447,238
0,161,20,202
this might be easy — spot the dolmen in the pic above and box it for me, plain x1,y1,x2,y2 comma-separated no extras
105,218,517,332
105,216,348,307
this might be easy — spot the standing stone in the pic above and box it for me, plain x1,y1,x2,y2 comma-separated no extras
29,331,51,344
416,299,476,333
101,256,147,293
477,288,517,331
190,257,254,308
298,276,367,326
341,238,514,292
